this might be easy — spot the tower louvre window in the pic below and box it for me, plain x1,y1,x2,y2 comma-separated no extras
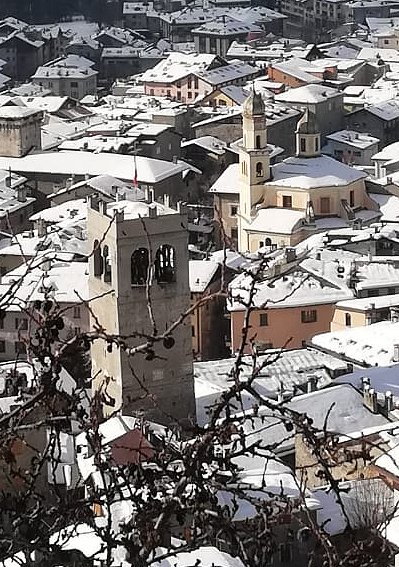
256,135,261,149
256,162,263,177
131,248,149,286
93,239,103,277
155,244,176,283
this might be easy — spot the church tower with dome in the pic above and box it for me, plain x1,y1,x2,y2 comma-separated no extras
238,90,271,251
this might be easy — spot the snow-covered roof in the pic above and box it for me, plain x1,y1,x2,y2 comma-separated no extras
198,61,258,86
0,152,188,184
153,547,245,567
0,106,42,119
229,261,353,311
268,155,367,189
271,58,323,85
17,95,69,113
275,84,342,104
209,163,240,194
357,47,399,62
107,199,177,220
219,84,248,104
325,129,379,149
372,140,399,161
195,348,349,424
311,320,399,366
189,260,219,293
336,293,399,311
123,1,154,13
193,15,262,36
336,364,399,402
247,208,305,234
369,193,399,223
32,65,97,80
242,384,388,454
0,258,89,309
182,135,227,155
30,199,87,224
141,52,218,84
364,99,399,121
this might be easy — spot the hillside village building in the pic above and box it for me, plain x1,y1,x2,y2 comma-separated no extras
0,106,43,157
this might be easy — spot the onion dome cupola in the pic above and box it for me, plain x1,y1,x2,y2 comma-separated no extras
296,108,321,158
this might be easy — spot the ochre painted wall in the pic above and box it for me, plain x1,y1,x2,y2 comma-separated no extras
230,303,336,353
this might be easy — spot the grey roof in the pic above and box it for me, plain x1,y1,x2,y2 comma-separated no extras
195,349,351,426
242,383,390,454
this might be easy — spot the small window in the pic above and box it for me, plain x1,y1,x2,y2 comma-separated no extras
265,237,272,247
315,137,319,152
301,309,317,323
256,135,261,149
259,313,268,327
300,138,306,152
320,197,330,214
345,313,351,327
230,205,238,217
187,91,192,99
74,327,81,335
191,326,195,337
282,195,292,208
150,89,154,96
231,227,238,241
0,341,5,353
73,306,81,319
349,190,355,208
256,162,263,177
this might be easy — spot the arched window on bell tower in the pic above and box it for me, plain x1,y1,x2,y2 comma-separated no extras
256,162,263,177
256,135,261,149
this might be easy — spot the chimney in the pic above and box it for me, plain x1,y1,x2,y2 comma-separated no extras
177,201,188,215
368,388,378,413
385,390,394,412
100,200,108,216
307,375,317,393
145,187,152,204
148,204,157,219
394,344,399,362
36,218,46,237
285,247,296,263
172,155,178,164
361,376,370,391
17,186,27,203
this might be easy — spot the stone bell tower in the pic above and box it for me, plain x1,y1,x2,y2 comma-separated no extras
88,196,196,425
238,90,270,252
